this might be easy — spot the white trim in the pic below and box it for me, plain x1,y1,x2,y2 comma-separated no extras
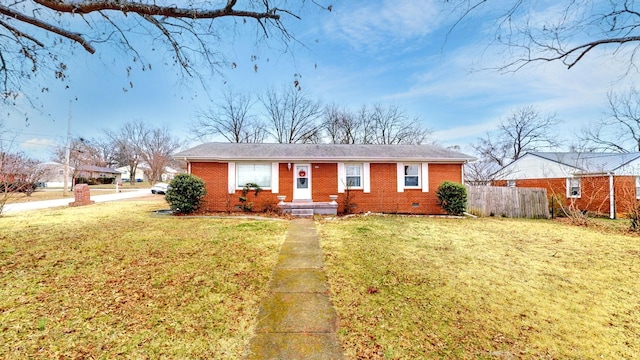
609,174,615,219
566,177,581,198
271,162,279,194
337,163,345,193
397,162,404,193
421,162,429,193
187,162,191,174
363,162,371,193
228,162,236,194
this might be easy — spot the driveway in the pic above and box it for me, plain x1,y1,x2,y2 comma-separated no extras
2,189,152,214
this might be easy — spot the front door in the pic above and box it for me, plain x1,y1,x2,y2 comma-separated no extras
293,164,312,200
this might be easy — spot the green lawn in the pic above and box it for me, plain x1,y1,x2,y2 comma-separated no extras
318,216,640,359
3,200,639,359
0,198,286,358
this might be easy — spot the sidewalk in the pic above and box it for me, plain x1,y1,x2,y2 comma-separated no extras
246,219,344,360
2,189,151,214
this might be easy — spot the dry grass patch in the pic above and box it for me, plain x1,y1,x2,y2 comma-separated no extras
0,198,286,358
318,216,640,359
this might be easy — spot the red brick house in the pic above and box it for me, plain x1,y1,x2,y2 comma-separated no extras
174,143,476,215
493,152,640,219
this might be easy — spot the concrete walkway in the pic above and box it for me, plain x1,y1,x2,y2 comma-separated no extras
246,219,344,360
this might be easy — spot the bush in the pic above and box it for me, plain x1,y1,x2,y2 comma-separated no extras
165,174,207,214
436,181,467,216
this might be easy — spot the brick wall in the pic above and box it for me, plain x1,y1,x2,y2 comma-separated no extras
500,176,639,217
190,161,464,215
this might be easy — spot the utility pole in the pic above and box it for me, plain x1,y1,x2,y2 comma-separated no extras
63,101,71,196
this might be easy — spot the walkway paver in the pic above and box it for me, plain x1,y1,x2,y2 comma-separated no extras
246,219,344,360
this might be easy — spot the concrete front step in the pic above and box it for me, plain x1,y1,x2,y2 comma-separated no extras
291,208,314,217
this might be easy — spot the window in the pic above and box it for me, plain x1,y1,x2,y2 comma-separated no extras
404,164,420,187
507,180,516,187
567,177,581,198
636,177,640,199
345,164,362,188
237,164,271,188
58,169,64,175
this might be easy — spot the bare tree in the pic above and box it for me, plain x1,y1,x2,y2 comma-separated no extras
473,106,560,167
581,86,640,152
191,89,266,143
446,1,640,71
1,1,330,111
262,87,323,144
140,126,181,184
323,104,362,144
464,159,500,186
106,120,149,183
365,104,431,145
0,123,43,214
322,104,431,145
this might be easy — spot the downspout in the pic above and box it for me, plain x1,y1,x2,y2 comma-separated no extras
609,173,615,219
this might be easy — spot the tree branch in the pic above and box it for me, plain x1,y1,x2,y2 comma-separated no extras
0,4,95,54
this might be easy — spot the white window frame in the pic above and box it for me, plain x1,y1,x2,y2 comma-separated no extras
636,176,640,199
235,163,273,190
404,163,421,189
338,163,370,193
507,180,516,187
345,164,363,189
567,177,581,198
396,162,429,192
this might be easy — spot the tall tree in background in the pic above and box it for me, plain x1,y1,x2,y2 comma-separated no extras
262,87,323,144
1,1,330,113
323,104,362,144
106,120,148,184
581,87,640,152
472,105,560,168
322,104,431,145
447,1,640,71
191,89,265,143
365,104,431,145
141,127,181,184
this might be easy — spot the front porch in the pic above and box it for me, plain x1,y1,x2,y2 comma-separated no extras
277,196,339,217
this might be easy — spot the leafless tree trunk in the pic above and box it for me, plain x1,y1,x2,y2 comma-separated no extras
106,120,149,184
580,86,640,153
262,87,323,144
191,89,265,143
140,127,181,184
473,106,560,167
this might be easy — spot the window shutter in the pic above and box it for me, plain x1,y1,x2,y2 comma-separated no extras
337,163,345,193
271,162,279,193
397,162,404,193
228,162,236,194
421,162,429,192
363,163,371,193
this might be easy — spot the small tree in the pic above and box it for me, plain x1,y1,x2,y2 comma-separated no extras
436,181,467,216
165,174,207,215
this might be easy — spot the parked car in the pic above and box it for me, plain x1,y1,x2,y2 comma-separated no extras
151,183,169,194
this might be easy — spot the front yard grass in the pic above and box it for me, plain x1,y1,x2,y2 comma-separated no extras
0,198,286,358
318,216,640,359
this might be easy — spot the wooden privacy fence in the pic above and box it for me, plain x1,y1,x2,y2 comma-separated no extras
466,186,550,219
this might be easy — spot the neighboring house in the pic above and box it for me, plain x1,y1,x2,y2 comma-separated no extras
36,162,68,187
37,162,121,187
76,165,121,184
116,165,179,183
174,143,476,215
116,166,147,183
493,152,640,219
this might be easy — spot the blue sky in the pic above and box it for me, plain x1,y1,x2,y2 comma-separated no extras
4,1,639,160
